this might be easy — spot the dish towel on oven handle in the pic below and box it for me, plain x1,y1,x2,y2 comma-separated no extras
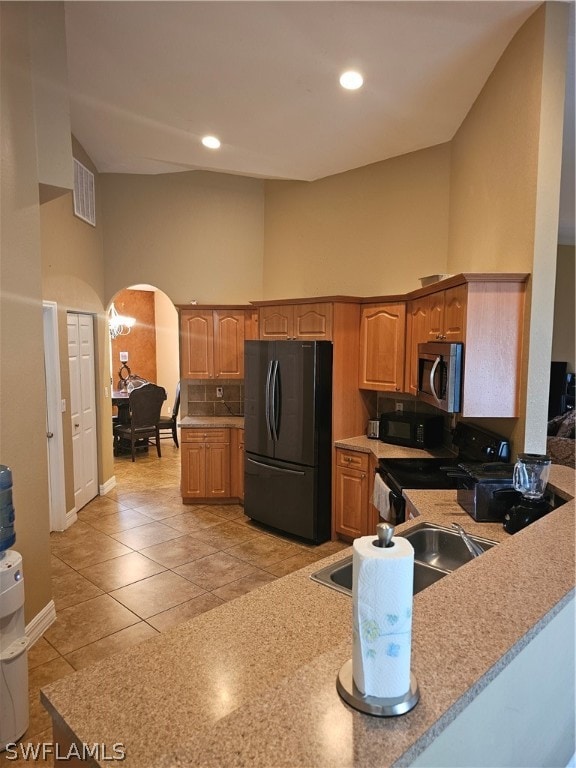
373,473,393,522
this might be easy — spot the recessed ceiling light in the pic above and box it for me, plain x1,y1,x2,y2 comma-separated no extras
202,135,221,149
339,71,364,91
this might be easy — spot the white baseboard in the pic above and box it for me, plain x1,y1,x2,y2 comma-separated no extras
99,476,117,495
65,508,78,530
26,600,56,648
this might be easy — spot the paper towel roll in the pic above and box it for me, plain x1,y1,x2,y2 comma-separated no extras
352,534,414,699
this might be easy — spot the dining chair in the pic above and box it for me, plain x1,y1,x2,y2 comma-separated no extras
113,383,167,461
157,382,180,448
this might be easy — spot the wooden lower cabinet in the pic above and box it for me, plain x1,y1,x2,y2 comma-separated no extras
334,449,379,540
334,449,369,540
181,427,246,503
181,428,231,501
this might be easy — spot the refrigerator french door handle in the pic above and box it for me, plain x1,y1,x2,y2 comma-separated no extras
270,360,280,442
265,361,274,441
246,457,305,476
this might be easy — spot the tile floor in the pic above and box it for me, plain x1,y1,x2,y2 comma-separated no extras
3,443,346,764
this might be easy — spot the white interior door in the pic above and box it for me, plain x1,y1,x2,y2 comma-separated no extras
43,302,67,531
67,313,98,511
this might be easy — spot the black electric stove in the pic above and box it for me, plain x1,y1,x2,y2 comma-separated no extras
377,422,512,523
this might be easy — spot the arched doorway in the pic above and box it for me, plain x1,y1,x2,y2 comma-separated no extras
108,285,179,421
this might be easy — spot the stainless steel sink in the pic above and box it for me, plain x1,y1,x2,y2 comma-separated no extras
310,522,496,597
402,522,496,572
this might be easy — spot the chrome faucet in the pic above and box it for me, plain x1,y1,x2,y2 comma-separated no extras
451,523,484,558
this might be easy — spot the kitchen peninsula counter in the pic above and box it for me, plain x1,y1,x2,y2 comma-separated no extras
41,468,575,767
178,415,244,429
334,434,455,460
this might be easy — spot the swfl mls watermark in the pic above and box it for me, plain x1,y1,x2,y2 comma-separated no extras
4,742,126,761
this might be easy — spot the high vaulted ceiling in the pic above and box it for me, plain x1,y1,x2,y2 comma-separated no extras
63,1,574,239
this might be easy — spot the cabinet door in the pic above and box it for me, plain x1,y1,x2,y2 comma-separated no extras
181,442,205,497
205,443,230,498
180,310,214,379
442,285,467,342
359,303,406,391
293,303,333,340
259,306,294,339
213,311,245,379
334,465,368,540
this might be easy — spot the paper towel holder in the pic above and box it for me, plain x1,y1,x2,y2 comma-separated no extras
374,522,394,548
336,660,419,717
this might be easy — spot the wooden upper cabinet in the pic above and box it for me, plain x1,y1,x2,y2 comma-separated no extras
259,303,333,340
180,310,214,378
213,311,245,378
459,281,524,417
180,308,245,379
442,285,467,342
259,306,293,339
293,303,333,339
405,286,466,395
359,303,406,391
404,278,525,416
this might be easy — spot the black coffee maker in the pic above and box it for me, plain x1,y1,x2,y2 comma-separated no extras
503,453,553,534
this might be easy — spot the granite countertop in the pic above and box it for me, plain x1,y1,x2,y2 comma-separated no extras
178,415,244,429
334,435,455,460
41,467,575,768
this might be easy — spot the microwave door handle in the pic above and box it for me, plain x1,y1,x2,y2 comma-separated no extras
429,356,442,405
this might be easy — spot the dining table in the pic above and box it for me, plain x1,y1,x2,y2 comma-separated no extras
112,389,131,424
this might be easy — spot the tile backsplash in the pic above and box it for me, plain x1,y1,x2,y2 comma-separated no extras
184,379,244,417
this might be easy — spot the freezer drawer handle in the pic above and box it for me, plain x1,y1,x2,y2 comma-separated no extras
246,457,305,476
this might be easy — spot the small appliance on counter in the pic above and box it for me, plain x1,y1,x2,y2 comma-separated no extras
379,411,443,449
456,464,516,522
366,419,380,439
503,453,553,534
376,422,511,524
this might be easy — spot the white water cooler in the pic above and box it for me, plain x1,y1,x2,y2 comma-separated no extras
0,552,29,750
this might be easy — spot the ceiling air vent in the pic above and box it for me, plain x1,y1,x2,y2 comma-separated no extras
73,158,96,227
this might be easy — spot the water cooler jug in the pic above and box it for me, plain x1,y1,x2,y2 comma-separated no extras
0,465,29,751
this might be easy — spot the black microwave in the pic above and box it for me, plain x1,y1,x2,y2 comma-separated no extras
379,411,444,449
417,341,463,413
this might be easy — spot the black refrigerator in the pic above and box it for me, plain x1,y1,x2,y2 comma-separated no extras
244,340,332,544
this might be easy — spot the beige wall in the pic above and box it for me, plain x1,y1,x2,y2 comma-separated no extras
28,2,74,190
101,171,265,305
446,8,544,274
41,137,113,514
263,143,451,298
154,291,180,418
1,3,52,622
552,245,576,371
